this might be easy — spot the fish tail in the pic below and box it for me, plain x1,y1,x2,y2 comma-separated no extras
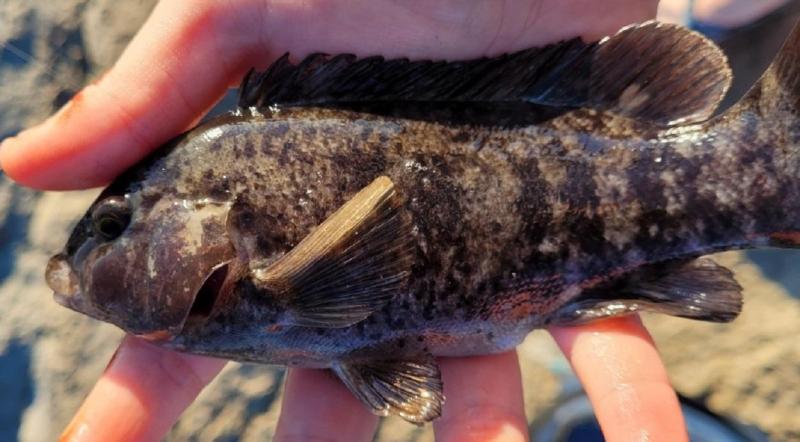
717,19,800,247
735,19,800,117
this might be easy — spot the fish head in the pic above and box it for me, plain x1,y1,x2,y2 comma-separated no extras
46,170,237,338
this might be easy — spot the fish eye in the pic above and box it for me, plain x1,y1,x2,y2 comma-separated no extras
91,197,132,241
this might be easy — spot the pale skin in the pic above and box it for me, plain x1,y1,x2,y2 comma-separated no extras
0,1,690,441
658,0,788,27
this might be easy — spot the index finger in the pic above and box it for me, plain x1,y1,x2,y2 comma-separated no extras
549,316,689,442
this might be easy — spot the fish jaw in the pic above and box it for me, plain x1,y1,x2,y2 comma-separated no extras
45,253,107,319
46,248,122,326
46,247,238,339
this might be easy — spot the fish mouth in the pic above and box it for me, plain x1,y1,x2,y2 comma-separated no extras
46,254,79,295
46,253,85,311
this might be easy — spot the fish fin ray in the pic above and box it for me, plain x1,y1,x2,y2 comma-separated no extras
237,41,592,110
238,21,730,126
735,18,800,115
587,22,731,125
333,356,443,424
252,176,413,328
548,257,743,325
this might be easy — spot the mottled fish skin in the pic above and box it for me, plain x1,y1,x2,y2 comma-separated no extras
43,19,800,422
137,95,796,364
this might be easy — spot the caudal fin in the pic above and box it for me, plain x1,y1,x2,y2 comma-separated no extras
723,20,800,248
736,19,800,113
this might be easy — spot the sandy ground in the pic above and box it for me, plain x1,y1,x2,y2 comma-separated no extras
0,1,798,440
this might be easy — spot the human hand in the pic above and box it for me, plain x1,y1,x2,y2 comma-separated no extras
1,1,688,441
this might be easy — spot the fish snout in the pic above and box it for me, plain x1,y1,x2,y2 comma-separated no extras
46,253,80,298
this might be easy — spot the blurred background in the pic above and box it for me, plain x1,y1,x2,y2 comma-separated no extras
0,0,798,440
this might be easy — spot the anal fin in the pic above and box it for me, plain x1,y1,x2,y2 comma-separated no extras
334,356,444,424
549,257,743,325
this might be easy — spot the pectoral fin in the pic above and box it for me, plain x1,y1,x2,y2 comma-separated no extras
334,357,444,424
549,257,743,325
253,176,414,328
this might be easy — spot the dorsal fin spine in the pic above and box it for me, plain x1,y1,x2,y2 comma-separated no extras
238,21,732,126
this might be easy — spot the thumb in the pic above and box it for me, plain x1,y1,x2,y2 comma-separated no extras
0,1,263,190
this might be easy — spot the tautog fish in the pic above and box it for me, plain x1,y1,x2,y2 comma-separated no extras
46,21,800,422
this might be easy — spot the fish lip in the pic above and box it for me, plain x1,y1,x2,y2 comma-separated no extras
53,290,87,313
46,253,80,297
47,253,91,315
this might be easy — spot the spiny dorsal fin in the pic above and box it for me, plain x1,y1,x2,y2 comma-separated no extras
238,39,592,108
238,21,731,126
253,176,413,328
334,356,444,424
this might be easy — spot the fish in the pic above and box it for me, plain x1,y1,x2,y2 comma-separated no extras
44,19,800,423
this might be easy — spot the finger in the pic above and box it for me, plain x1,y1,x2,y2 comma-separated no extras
274,368,378,442
434,351,528,442
61,335,226,442
0,0,263,190
549,316,688,442
262,0,659,57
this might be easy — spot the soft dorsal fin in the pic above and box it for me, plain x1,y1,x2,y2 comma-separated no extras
238,21,731,126
588,22,731,125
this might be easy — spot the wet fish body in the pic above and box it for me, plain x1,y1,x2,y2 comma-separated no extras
46,21,800,422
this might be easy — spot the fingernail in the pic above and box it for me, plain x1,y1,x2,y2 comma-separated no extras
60,419,90,442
